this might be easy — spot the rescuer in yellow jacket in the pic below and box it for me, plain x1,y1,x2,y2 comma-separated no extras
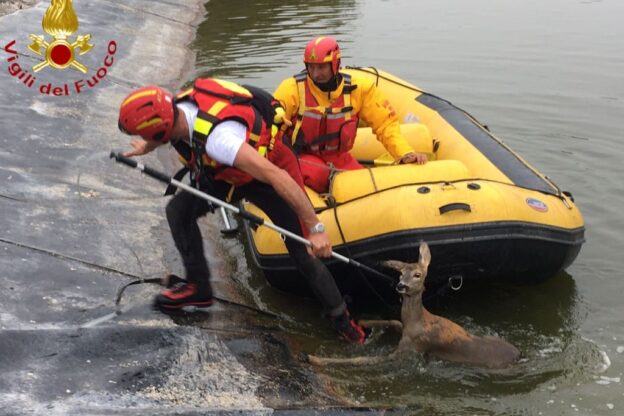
273,36,427,192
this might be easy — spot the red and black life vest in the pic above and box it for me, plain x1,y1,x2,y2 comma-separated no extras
171,78,303,190
287,72,359,156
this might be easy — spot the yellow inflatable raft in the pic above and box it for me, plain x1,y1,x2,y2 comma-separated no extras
242,67,585,300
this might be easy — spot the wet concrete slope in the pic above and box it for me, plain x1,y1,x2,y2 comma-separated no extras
0,1,364,414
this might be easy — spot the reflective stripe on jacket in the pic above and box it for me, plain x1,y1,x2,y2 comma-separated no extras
273,71,415,159
289,72,358,156
172,78,303,189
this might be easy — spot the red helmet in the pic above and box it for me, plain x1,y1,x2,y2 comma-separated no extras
118,86,175,143
303,36,341,75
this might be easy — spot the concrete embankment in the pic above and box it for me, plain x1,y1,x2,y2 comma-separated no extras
0,1,364,414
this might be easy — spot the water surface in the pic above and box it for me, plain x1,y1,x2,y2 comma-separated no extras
191,0,624,413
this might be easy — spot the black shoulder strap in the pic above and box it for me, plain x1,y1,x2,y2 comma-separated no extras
242,84,276,128
164,166,190,196
193,84,252,106
341,73,357,93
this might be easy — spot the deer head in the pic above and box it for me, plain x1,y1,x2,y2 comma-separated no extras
383,242,431,297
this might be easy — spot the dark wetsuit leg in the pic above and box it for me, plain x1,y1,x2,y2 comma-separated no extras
165,190,213,285
234,181,346,316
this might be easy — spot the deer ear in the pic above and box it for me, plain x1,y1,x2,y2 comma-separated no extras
382,260,407,271
419,242,431,269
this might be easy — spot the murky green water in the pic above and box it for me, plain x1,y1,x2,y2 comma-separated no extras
191,0,624,413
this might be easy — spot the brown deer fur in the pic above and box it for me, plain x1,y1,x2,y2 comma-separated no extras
307,242,520,369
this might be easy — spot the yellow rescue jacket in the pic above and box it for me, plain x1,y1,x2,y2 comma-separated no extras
273,70,415,159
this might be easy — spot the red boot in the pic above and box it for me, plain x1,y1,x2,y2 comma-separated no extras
331,310,367,344
154,282,214,311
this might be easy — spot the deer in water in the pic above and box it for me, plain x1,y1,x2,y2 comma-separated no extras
307,242,520,369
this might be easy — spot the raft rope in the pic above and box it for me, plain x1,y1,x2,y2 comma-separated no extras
297,157,351,172
365,166,379,193
0,236,140,279
0,236,282,322
0,193,26,202
297,155,407,306
348,66,571,201
346,65,455,109
114,274,282,320
296,155,397,304
330,207,395,308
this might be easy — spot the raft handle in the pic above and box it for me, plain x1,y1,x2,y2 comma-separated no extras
439,202,471,215
449,275,463,291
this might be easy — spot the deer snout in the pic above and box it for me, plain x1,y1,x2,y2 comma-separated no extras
396,281,408,294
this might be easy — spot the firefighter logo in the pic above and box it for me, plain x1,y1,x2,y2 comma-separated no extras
28,0,93,73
